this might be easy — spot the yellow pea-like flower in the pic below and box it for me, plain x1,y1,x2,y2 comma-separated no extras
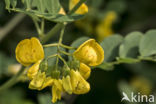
62,75,73,94
27,60,41,80
79,63,91,80
69,0,88,14
52,79,64,103
96,11,117,42
29,72,46,90
74,39,104,66
70,69,90,94
15,37,44,66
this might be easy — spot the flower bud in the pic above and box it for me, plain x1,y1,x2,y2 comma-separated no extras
39,59,48,72
51,70,60,79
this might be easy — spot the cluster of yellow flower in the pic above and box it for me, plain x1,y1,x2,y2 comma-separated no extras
15,37,104,103
75,11,117,42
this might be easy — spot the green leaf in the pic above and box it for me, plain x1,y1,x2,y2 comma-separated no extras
13,8,84,22
69,37,90,60
119,31,143,58
5,0,10,9
44,47,57,66
139,30,156,57
44,0,61,14
36,0,45,13
100,34,123,62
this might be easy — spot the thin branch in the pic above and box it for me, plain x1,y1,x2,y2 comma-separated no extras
0,13,25,41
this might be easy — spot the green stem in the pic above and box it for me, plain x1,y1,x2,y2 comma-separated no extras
41,23,64,44
58,24,66,44
60,44,76,49
47,54,58,60
40,0,86,43
58,55,68,66
41,18,45,35
43,43,76,49
0,66,25,92
59,50,72,56
43,43,58,47
32,17,41,35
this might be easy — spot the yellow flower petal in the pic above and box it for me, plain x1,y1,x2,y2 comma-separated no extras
39,77,54,90
62,76,73,94
59,8,66,15
52,79,63,103
29,72,46,90
27,60,41,79
69,0,88,14
79,63,91,80
70,69,90,94
15,37,44,66
74,39,104,66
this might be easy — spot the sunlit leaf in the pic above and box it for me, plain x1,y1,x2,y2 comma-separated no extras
119,31,143,58
139,30,156,57
44,0,61,14
100,34,123,62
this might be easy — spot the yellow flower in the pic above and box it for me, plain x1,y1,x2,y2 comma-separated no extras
70,69,90,94
62,75,73,94
27,60,41,79
15,37,44,66
39,77,54,90
59,8,66,15
74,39,104,66
29,72,53,90
69,0,88,14
29,71,46,90
95,11,117,42
79,63,91,80
52,79,64,103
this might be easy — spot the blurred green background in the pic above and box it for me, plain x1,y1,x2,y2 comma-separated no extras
0,0,156,104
